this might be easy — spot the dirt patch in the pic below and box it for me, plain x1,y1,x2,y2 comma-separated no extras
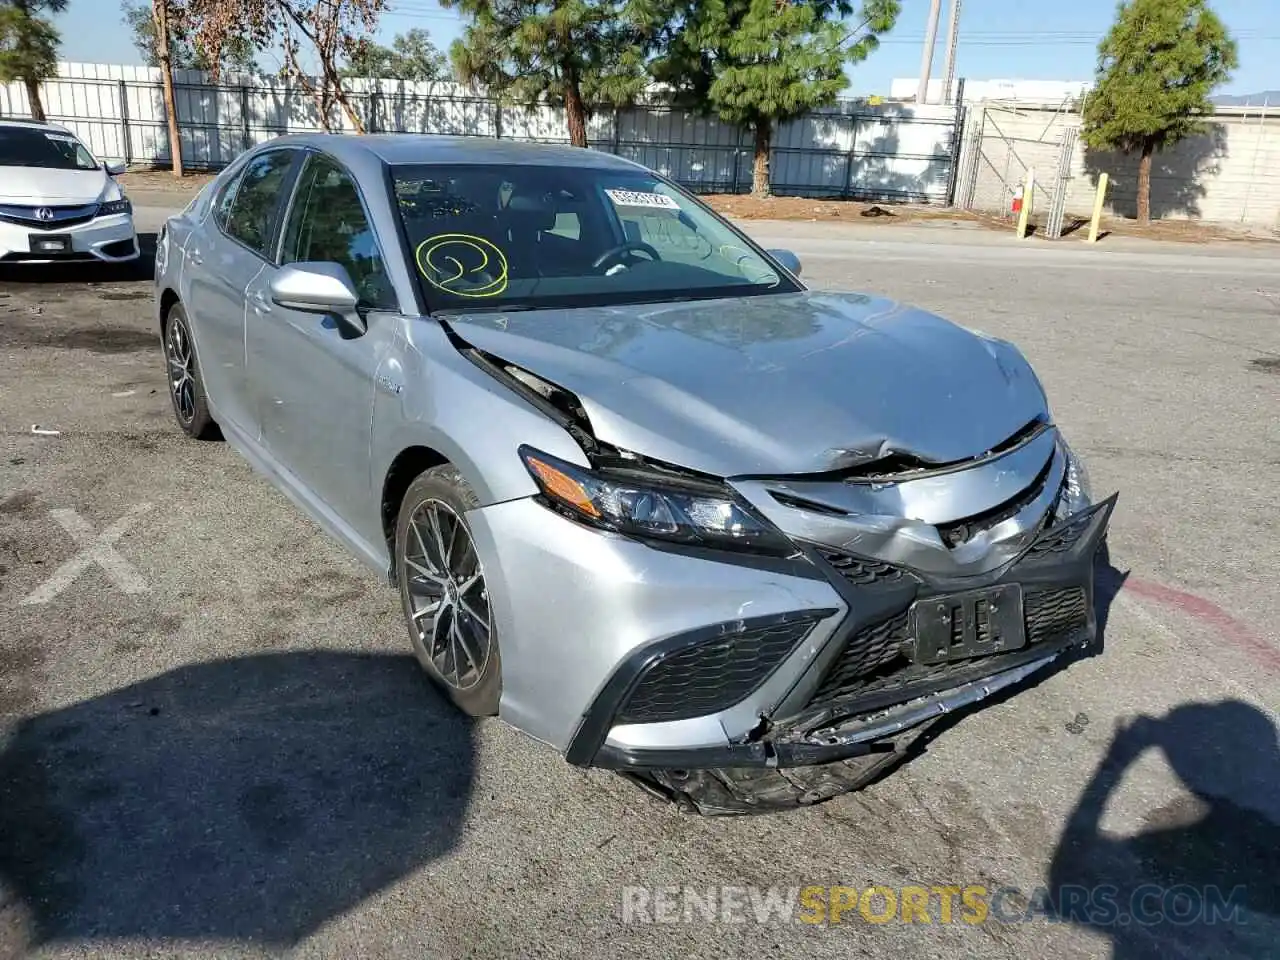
1250,357,1280,374
702,194,974,224
118,169,217,194
972,211,1279,245
1091,217,1279,244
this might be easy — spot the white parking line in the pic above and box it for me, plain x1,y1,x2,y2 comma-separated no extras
21,503,153,605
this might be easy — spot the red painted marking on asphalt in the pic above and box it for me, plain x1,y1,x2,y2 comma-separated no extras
1123,576,1280,674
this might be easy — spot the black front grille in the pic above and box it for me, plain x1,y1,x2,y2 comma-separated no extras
617,617,820,724
1025,587,1089,644
812,612,910,702
817,550,908,587
1026,511,1094,559
811,585,1090,708
818,645,1037,708
0,204,99,230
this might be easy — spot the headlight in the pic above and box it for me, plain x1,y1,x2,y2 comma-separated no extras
519,445,794,555
98,198,132,216
1056,436,1093,519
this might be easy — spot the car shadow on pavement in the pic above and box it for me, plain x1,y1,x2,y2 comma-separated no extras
0,651,475,950
1047,699,1280,959
0,233,156,285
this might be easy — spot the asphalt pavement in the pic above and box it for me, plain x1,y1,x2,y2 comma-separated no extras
1,204,1278,960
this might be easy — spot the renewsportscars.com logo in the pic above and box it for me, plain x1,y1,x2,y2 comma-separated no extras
620,884,1251,927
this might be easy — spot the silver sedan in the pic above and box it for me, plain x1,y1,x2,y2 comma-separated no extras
153,134,1115,814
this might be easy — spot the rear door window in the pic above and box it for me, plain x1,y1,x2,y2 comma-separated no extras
223,150,296,257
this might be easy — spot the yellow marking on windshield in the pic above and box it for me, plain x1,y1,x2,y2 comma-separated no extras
415,233,509,298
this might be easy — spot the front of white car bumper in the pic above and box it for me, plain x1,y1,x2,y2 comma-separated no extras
0,209,139,265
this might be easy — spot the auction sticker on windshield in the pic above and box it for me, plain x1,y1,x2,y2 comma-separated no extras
605,189,680,210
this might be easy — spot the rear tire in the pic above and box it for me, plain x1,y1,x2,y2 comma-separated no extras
163,303,219,440
395,465,502,717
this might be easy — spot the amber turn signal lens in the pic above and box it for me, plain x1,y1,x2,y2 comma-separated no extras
525,456,601,518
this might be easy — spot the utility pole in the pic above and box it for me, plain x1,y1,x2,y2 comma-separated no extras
916,0,943,105
940,0,962,105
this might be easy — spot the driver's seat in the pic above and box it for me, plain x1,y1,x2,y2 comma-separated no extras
499,189,562,279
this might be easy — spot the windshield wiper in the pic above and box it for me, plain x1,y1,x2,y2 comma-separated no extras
436,302,540,315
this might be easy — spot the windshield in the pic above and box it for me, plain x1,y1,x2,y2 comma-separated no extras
0,126,99,171
390,163,798,313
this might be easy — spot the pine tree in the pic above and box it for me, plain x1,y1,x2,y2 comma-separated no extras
652,0,899,196
441,0,652,148
0,0,66,121
343,28,449,81
1082,0,1237,223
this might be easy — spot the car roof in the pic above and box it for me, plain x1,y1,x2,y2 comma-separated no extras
0,118,77,136
258,133,646,173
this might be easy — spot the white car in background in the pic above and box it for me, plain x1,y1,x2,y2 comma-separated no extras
0,119,138,267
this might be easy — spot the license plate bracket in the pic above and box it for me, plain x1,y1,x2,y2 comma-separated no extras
910,584,1026,664
29,234,72,254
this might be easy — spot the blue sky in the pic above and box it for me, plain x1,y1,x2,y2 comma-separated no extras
56,0,1278,96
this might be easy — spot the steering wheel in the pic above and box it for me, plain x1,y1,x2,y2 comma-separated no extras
592,241,662,272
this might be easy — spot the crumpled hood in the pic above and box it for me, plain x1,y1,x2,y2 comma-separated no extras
449,291,1050,477
0,166,110,204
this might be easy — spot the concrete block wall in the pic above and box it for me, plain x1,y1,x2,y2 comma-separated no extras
957,101,1280,229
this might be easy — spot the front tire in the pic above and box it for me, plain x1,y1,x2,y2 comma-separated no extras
395,465,501,717
164,303,219,440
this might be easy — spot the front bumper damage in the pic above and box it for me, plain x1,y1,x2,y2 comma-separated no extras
452,328,1115,814
568,494,1116,814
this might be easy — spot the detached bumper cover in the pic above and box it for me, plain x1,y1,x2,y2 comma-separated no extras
569,494,1117,777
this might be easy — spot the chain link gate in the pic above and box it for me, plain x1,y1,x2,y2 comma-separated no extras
1043,126,1079,239
954,100,1082,235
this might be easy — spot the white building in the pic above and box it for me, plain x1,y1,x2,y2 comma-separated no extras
890,77,1093,105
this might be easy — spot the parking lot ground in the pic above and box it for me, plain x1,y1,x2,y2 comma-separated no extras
1,213,1279,960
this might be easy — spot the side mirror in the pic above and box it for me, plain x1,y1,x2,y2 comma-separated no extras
767,248,802,277
269,262,365,335
104,160,127,176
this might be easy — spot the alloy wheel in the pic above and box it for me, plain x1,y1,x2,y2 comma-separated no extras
166,316,196,424
402,498,492,691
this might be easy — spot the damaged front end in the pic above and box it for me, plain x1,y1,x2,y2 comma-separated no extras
561,413,1114,815
598,491,1114,815
449,325,1115,816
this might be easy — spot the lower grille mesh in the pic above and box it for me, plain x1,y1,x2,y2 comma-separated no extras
812,613,910,702
617,618,819,724
811,586,1089,707
1025,587,1088,644
816,551,907,587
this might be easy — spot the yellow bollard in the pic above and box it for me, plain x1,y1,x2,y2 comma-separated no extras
1016,168,1034,239
1086,172,1110,243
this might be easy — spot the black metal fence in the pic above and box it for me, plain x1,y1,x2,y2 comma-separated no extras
2,74,964,202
